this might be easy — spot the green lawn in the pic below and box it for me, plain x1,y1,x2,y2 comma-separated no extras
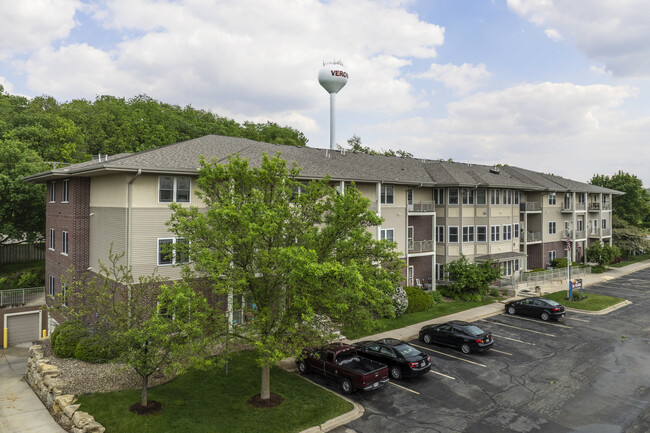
342,298,498,340
544,291,624,311
76,350,353,433
610,253,650,268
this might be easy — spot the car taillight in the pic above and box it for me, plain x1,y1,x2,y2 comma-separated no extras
553,307,561,311
426,355,431,363
409,361,419,368
475,339,483,343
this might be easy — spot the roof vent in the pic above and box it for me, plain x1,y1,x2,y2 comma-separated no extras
490,166,500,174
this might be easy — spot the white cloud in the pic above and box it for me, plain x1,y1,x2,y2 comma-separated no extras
507,0,650,77
412,62,491,94
544,28,562,41
0,76,15,93
0,0,81,60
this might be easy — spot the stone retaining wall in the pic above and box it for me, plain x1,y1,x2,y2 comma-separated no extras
26,343,106,433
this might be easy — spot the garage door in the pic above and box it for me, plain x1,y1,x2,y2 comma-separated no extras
6,311,41,345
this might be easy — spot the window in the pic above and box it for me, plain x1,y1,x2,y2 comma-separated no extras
49,275,54,296
448,226,459,243
490,189,500,205
61,231,68,255
433,188,444,205
577,193,586,204
476,226,487,242
462,189,474,205
514,259,520,271
503,261,513,276
380,229,394,242
62,284,68,307
159,176,191,203
62,179,69,202
476,188,487,205
380,185,394,204
158,238,189,265
407,226,414,250
49,181,56,202
513,190,519,204
406,188,413,209
462,226,474,242
436,226,445,243
602,219,607,229
503,190,512,205
503,225,512,241
549,192,556,205
549,221,557,235
577,219,583,231
49,228,55,250
513,223,519,239
549,250,556,263
491,225,500,242
435,263,445,280
448,188,459,205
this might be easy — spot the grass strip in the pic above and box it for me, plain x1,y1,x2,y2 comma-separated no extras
76,350,353,433
544,291,624,311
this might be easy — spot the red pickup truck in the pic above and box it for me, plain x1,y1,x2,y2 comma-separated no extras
296,342,390,394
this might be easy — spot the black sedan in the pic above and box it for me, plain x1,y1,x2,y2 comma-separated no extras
505,297,565,321
353,338,431,380
418,321,494,354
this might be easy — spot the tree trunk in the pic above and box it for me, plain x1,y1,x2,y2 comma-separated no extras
141,374,149,406
260,364,270,400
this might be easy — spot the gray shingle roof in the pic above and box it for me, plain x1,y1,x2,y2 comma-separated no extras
23,135,622,194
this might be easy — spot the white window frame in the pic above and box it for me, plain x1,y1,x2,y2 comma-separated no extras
491,225,500,242
157,237,190,265
490,189,500,205
462,189,474,205
514,259,520,272
503,224,512,241
448,226,459,243
62,179,69,203
433,188,445,205
380,228,394,242
61,231,68,255
503,189,512,205
49,228,55,250
49,275,54,296
476,188,487,205
602,219,607,229
380,185,394,205
549,250,556,262
513,190,520,204
158,176,191,203
407,226,414,250
476,225,487,242
448,188,459,205
549,221,557,235
549,192,556,205
436,226,445,243
462,226,474,242
513,223,519,239
577,219,583,231
407,266,414,286
49,181,56,202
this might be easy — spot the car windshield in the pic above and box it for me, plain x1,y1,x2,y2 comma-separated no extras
462,325,485,336
394,344,419,357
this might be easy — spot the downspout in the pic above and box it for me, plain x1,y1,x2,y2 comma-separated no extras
126,169,142,268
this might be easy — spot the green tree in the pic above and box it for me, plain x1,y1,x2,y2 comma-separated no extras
586,241,621,266
345,134,413,157
0,139,50,244
591,171,650,227
443,256,502,301
167,153,402,402
612,216,649,258
50,250,220,409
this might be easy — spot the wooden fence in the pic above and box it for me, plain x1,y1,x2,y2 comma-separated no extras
0,243,45,265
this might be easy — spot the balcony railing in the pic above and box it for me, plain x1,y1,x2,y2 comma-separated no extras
408,201,435,213
520,202,541,212
601,228,611,236
588,203,600,211
602,202,611,210
0,287,45,307
408,240,435,254
576,203,586,211
526,231,541,242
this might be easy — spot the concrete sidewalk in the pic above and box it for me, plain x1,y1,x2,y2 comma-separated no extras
0,342,67,433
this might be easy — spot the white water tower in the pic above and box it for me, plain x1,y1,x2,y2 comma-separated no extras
318,60,348,150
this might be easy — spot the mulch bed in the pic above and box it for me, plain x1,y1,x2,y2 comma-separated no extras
246,393,284,408
129,400,163,415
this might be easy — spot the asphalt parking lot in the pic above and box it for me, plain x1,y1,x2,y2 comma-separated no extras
321,267,650,433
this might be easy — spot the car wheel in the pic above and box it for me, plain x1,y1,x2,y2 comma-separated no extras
461,343,471,354
390,366,402,380
541,312,550,321
423,334,433,344
297,361,309,375
340,377,353,395
507,306,516,315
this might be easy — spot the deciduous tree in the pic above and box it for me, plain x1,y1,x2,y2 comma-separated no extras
591,171,650,227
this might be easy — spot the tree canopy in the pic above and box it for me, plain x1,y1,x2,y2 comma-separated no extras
590,171,650,227
167,153,402,401
345,134,413,158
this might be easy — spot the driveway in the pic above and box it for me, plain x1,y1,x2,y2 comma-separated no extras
325,267,650,433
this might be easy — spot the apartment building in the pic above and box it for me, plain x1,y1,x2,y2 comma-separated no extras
24,135,620,313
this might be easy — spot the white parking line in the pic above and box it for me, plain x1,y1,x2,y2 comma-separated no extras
506,315,573,329
492,334,536,346
490,348,513,356
429,370,456,380
411,343,487,367
566,316,590,323
488,321,557,337
389,381,420,395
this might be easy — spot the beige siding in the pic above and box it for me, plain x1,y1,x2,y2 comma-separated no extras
131,174,204,208
90,174,129,207
89,207,126,270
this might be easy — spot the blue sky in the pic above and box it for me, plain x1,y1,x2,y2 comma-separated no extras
1,0,649,185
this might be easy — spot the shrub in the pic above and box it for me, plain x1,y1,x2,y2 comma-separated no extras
428,290,443,306
404,286,430,313
53,321,89,358
550,258,578,268
591,265,607,274
74,334,118,363
392,286,408,317
51,320,83,351
489,288,500,297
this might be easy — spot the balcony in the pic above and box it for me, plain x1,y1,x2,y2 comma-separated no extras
520,202,541,212
408,240,435,254
0,287,45,307
408,201,435,213
562,230,585,240
588,203,600,211
526,231,541,242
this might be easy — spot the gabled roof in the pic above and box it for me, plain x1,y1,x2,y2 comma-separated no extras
23,134,622,195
